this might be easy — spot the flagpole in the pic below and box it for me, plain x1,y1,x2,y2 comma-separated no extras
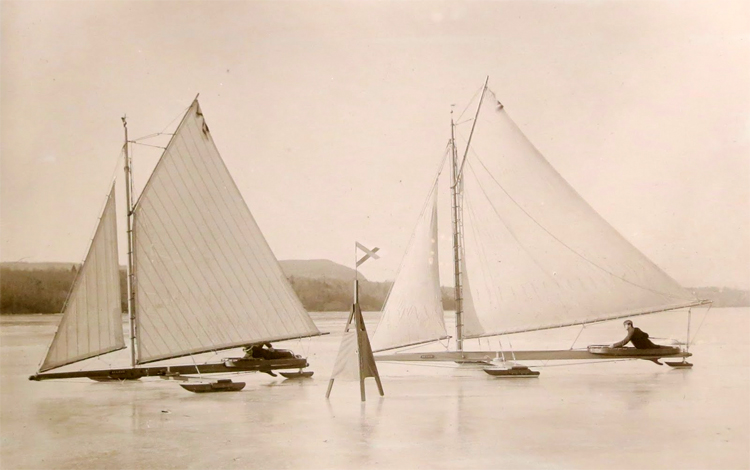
354,241,359,304
354,242,364,401
326,242,384,401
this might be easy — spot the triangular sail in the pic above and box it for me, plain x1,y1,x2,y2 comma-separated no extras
133,100,320,364
371,182,448,351
40,185,124,372
330,303,381,381
459,89,699,337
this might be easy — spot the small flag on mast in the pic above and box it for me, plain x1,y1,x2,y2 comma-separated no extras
355,242,379,267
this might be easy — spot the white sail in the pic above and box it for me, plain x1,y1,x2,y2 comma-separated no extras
40,185,124,372
459,89,700,337
459,252,485,337
133,100,320,364
456,174,485,337
371,182,448,351
330,330,361,381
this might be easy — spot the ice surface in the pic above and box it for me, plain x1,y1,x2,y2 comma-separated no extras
1,309,748,469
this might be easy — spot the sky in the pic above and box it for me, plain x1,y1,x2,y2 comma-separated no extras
1,0,748,289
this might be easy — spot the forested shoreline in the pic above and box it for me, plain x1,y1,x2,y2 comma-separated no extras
0,264,745,314
0,265,458,313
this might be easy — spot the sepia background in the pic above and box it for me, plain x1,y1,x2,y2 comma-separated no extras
1,3,748,470
1,0,748,288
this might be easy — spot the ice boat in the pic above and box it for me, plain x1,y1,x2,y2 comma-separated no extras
372,79,710,372
29,98,322,385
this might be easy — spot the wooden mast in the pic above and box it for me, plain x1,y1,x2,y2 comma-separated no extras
122,116,137,367
450,110,464,352
456,77,489,182
451,77,489,352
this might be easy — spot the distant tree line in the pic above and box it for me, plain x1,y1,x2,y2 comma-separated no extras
0,266,127,314
0,266,455,314
1,265,746,314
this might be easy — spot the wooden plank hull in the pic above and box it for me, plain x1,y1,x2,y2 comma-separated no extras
180,379,246,393
29,357,309,381
375,349,690,363
484,366,540,377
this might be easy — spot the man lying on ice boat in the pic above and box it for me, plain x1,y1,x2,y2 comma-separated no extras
243,343,296,360
609,319,670,365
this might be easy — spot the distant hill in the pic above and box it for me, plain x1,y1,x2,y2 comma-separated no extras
279,259,366,282
688,287,750,308
1,261,78,272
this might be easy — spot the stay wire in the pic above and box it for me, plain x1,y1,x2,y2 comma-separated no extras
688,303,712,347
569,323,586,350
131,104,190,142
130,142,167,150
456,85,484,122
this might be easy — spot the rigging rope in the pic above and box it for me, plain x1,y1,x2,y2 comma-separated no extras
131,104,189,142
497,338,506,362
456,85,485,122
569,323,587,350
189,354,204,380
130,141,167,150
688,303,712,347
506,337,517,361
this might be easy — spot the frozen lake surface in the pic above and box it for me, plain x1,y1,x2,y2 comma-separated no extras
1,308,748,469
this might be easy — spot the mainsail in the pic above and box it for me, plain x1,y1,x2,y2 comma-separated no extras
459,89,700,337
40,185,124,372
371,182,448,352
133,100,320,364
